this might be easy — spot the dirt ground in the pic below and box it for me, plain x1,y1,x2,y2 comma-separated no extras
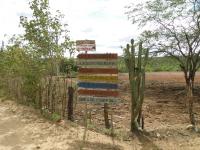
1,72,200,150
0,99,133,150
74,72,200,150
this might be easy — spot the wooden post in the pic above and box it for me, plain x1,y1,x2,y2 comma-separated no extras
104,103,110,129
83,104,88,142
38,83,42,113
52,79,56,113
67,86,74,121
110,111,115,147
62,78,67,118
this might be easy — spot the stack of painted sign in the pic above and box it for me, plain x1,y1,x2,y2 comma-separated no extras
77,53,120,104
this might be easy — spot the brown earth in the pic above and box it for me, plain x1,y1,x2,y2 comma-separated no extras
74,72,200,150
1,72,200,150
121,72,200,83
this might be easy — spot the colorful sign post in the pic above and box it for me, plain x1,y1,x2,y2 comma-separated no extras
77,53,120,104
76,40,96,51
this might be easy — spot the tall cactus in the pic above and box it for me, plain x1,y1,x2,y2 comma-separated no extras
124,39,149,132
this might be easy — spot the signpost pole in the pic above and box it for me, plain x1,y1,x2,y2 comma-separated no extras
83,50,88,143
83,98,88,143
76,41,120,142
110,111,115,147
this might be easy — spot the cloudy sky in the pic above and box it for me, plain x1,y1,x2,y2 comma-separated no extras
0,0,141,55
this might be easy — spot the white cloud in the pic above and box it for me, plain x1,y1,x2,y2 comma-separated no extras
0,0,141,55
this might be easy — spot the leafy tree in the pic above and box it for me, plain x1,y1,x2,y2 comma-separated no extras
126,0,200,128
20,0,71,76
59,58,77,74
0,36,42,104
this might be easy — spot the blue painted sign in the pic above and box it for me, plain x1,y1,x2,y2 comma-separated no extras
78,82,118,89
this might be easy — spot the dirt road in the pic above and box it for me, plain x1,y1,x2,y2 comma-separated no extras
0,99,133,150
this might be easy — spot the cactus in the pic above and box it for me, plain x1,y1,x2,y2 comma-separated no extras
124,39,149,132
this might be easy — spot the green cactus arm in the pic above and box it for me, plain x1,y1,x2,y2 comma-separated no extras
130,39,135,72
138,41,143,71
143,48,149,68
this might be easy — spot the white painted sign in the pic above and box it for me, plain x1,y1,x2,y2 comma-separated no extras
76,40,96,51
78,96,121,104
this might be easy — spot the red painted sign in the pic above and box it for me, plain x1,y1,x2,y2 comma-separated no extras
78,53,117,59
78,89,119,97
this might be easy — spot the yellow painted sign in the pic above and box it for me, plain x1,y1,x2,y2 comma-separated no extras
78,75,118,83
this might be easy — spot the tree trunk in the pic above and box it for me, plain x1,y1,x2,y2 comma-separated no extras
187,81,196,126
184,69,196,126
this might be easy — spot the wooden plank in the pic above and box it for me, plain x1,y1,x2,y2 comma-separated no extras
77,54,117,59
78,75,118,83
76,40,96,51
77,59,117,67
78,96,121,104
79,68,118,74
78,89,119,97
76,40,95,45
78,82,118,89
76,45,96,51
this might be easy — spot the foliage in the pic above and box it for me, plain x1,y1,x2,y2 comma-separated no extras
146,56,180,72
0,39,42,104
51,113,61,122
59,58,78,74
20,0,72,76
126,0,200,80
126,0,200,127
118,56,181,72
0,0,73,108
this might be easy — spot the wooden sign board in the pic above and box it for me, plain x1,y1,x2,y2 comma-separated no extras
78,82,118,89
76,40,96,51
77,59,117,68
78,89,119,97
78,53,117,59
78,96,121,104
77,53,120,104
79,68,118,74
76,40,95,45
78,75,118,83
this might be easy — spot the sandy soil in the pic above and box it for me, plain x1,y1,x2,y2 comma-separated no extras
0,99,133,150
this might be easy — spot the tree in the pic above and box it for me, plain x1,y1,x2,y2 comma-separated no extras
20,0,70,76
126,0,200,128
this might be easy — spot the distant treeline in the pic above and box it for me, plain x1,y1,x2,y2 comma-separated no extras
62,56,181,74
118,56,181,72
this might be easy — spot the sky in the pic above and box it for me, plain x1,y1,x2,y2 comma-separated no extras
0,0,141,56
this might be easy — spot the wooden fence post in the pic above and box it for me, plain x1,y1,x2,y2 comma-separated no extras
68,86,74,121
104,103,110,129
